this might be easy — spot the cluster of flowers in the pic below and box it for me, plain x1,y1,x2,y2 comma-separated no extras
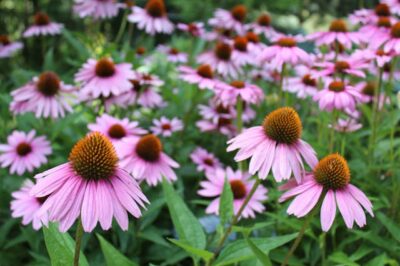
4,0,392,235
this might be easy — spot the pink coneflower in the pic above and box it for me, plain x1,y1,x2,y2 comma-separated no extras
196,117,236,137
10,179,48,230
198,167,268,219
314,57,369,78
88,114,147,146
157,45,188,63
382,0,400,15
332,118,362,132
247,13,277,39
197,42,241,78
242,103,256,123
30,132,148,232
349,8,374,25
307,19,361,49
0,130,51,175
216,80,264,106
354,81,376,103
372,22,400,53
349,4,392,26
177,22,205,37
359,16,395,41
117,135,179,186
75,58,135,99
128,0,174,35
259,35,310,70
313,80,362,112
0,35,23,58
279,154,373,231
227,107,318,182
283,66,318,99
178,64,218,90
352,48,393,68
10,72,76,119
73,0,123,19
23,12,63,38
198,98,235,124
231,36,253,66
190,147,222,173
209,5,247,35
245,32,266,55
150,116,183,137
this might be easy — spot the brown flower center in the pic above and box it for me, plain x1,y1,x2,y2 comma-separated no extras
231,5,247,22
383,62,391,72
131,79,142,92
334,61,350,73
161,123,171,130
216,104,230,114
375,3,391,17
314,154,350,190
246,31,260,43
136,47,146,55
203,158,214,166
135,134,162,162
34,12,50,26
328,81,345,92
233,36,248,52
187,23,200,35
276,37,296,47
263,107,302,145
218,117,232,127
169,48,179,55
215,42,232,61
0,35,11,45
108,124,126,139
390,22,400,38
376,49,386,56
230,180,247,199
362,82,376,96
301,74,316,87
196,64,213,79
145,0,166,18
16,142,32,156
69,132,118,180
36,71,61,97
329,19,348,32
377,16,391,28
257,14,271,26
230,80,245,89
95,58,116,78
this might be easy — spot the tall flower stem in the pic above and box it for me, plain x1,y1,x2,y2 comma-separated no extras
368,68,383,164
329,111,338,153
279,63,287,106
73,218,84,266
340,134,346,156
115,10,129,44
206,178,262,266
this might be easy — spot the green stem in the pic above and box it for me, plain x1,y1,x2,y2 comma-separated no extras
368,68,383,163
279,63,286,107
73,219,84,266
115,10,129,44
329,111,338,153
207,179,262,266
340,134,346,156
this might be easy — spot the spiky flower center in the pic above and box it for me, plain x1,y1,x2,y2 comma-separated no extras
276,37,296,47
36,71,61,97
231,5,247,22
16,142,32,156
0,35,10,45
328,81,345,92
215,43,232,61
203,158,214,166
362,82,376,96
314,154,350,190
329,19,347,32
69,132,118,180
377,16,391,28
135,134,162,162
136,47,146,55
246,32,260,43
234,36,248,52
108,124,126,139
145,0,166,17
197,64,213,79
334,61,350,73
34,12,50,26
302,74,317,87
95,58,116,78
375,3,390,16
390,22,400,38
263,107,302,145
230,180,247,199
257,14,271,26
230,80,245,89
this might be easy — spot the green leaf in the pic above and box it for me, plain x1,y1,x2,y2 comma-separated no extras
215,233,297,266
219,177,234,226
376,212,400,243
97,234,137,266
245,236,272,266
62,30,90,59
43,223,89,266
328,252,359,266
168,238,213,262
162,180,206,250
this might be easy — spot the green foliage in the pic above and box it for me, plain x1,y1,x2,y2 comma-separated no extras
97,234,138,266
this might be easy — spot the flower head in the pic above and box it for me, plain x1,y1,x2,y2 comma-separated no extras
0,35,23,58
23,12,63,37
73,0,123,19
190,147,222,173
150,116,183,137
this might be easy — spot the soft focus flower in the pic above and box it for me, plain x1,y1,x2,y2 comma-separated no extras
230,36,253,66
177,22,205,37
279,154,373,231
374,22,400,53
352,48,393,68
190,147,222,173
73,0,122,19
88,114,147,146
10,179,48,230
198,167,268,219
198,98,235,124
283,66,318,99
128,0,174,35
178,64,218,90
23,12,63,37
313,80,362,112
10,71,76,119
75,58,135,99
382,0,400,16
216,80,264,106
150,116,183,137
247,13,277,39
209,5,247,35
0,35,23,58
314,57,368,78
117,135,179,186
0,130,51,175
197,117,236,137
30,132,148,232
332,118,362,133
157,45,188,63
227,107,318,182
359,16,395,42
